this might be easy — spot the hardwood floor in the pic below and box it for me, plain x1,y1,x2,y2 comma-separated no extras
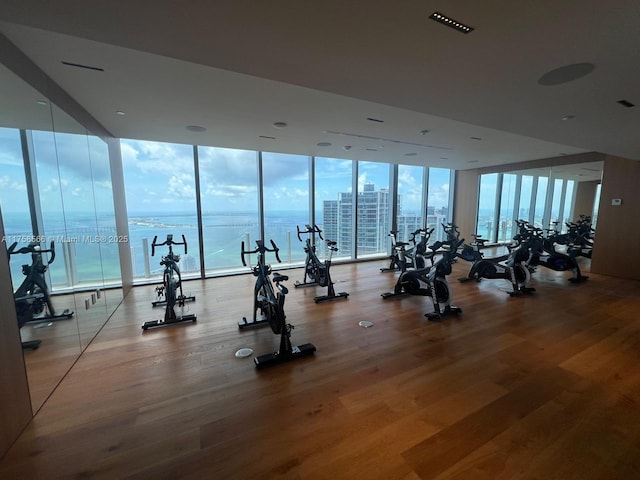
2,255,640,479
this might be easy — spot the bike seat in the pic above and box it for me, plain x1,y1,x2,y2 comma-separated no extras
273,273,288,283
326,240,337,247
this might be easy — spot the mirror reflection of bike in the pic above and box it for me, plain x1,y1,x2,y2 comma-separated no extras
141,234,197,330
240,239,315,369
8,240,74,349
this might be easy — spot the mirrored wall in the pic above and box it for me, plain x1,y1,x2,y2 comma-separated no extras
476,161,603,244
0,64,122,412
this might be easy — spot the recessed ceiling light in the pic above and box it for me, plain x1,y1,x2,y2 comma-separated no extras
471,136,482,140
561,115,575,121
317,142,331,147
343,146,352,151
186,125,206,132
365,148,378,151
259,135,276,139
429,12,474,34
36,100,48,106
116,111,126,116
273,121,288,128
366,117,384,123
419,129,430,135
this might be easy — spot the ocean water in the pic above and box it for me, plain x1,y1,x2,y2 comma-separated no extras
3,210,318,289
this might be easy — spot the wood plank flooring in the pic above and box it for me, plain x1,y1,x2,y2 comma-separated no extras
2,254,640,479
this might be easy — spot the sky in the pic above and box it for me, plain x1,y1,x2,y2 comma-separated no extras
0,129,453,222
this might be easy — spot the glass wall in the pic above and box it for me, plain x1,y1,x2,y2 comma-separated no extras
477,173,498,241
121,139,199,280
426,168,453,242
314,157,354,261
396,164,424,242
198,146,260,273
497,173,517,242
262,152,310,264
357,161,391,257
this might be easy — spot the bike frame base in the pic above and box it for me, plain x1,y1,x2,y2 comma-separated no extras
152,294,196,307
254,342,316,369
314,292,349,304
425,305,462,322
22,340,41,350
294,280,319,288
238,316,270,330
381,290,407,299
27,308,74,323
142,314,197,331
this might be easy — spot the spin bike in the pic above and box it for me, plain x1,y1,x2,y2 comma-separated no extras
457,234,535,296
526,226,588,283
381,227,437,299
294,224,349,303
8,240,74,325
395,236,464,321
141,234,197,330
380,228,435,273
240,239,316,368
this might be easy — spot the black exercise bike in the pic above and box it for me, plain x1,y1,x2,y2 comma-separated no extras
8,240,75,349
240,239,316,368
394,235,464,321
294,224,349,303
142,234,197,330
457,233,535,296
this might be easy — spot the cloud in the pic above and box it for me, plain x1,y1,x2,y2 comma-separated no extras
0,175,26,191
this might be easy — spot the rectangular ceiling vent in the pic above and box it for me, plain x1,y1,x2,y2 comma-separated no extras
429,12,474,34
61,61,104,72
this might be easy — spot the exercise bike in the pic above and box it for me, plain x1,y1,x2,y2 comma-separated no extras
294,224,349,304
525,225,588,283
381,228,436,274
381,227,437,299
457,234,535,296
8,240,74,326
395,236,464,321
141,234,197,330
240,239,316,368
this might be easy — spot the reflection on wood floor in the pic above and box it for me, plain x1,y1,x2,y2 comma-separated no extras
3,254,640,479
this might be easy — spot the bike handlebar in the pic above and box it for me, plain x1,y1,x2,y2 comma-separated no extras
296,224,323,242
151,234,188,256
7,240,56,263
241,239,282,267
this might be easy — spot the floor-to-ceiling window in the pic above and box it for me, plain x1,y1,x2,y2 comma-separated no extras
357,161,391,257
314,157,354,260
198,146,260,273
262,152,310,265
426,168,453,242
497,173,517,242
477,173,499,242
0,128,32,283
533,176,548,228
396,164,424,242
518,175,534,223
121,139,199,280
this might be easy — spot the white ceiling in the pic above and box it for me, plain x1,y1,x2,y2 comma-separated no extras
1,0,638,181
